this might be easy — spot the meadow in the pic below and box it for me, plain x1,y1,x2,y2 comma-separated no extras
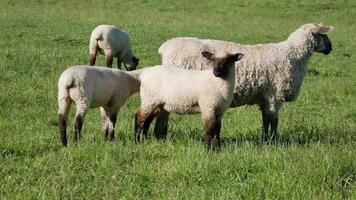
0,0,355,199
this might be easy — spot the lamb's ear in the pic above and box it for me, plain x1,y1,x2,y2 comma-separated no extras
202,51,214,61
318,25,334,34
230,53,244,62
312,24,334,34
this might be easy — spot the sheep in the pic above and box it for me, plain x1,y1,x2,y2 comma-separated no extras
89,25,139,70
57,65,142,146
135,51,244,150
157,23,334,143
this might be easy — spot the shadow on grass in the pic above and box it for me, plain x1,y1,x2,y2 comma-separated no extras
221,124,355,147
135,122,356,148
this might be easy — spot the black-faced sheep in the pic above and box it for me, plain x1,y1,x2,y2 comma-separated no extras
157,23,334,143
135,51,243,150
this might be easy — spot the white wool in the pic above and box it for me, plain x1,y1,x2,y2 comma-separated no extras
58,66,141,112
157,23,334,141
89,25,138,68
57,65,142,145
139,65,235,116
136,52,242,149
158,23,331,110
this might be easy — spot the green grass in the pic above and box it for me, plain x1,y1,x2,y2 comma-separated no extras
0,0,355,199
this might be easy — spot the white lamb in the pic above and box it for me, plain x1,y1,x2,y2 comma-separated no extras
135,51,244,150
157,23,334,143
89,25,139,70
57,65,142,146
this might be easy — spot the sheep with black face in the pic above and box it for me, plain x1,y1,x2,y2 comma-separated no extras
157,23,334,143
135,51,244,150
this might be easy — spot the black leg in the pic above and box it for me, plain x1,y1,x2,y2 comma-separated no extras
89,53,96,66
59,114,67,146
203,116,221,151
105,54,113,68
212,117,221,150
117,59,122,69
108,114,117,141
154,111,169,140
270,113,278,143
143,114,155,138
135,110,146,142
261,109,270,143
73,115,83,142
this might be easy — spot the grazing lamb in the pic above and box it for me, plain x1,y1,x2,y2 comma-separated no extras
58,65,142,146
89,25,139,70
135,51,244,150
157,23,334,143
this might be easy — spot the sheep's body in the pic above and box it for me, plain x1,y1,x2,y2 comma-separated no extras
158,23,333,142
58,65,142,146
159,38,308,107
140,66,234,115
135,52,243,149
89,25,139,70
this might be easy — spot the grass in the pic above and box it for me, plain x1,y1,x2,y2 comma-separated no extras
0,0,355,199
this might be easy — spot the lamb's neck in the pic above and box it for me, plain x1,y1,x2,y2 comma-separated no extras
219,66,236,88
284,38,314,70
125,69,142,95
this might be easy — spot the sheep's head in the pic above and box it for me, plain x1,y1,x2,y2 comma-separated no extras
202,51,244,77
310,23,334,55
123,56,139,71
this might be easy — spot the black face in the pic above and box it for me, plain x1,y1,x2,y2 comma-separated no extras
213,58,233,77
133,57,139,66
124,57,139,71
314,33,332,55
201,52,243,78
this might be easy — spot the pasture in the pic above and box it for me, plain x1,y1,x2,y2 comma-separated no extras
0,0,355,199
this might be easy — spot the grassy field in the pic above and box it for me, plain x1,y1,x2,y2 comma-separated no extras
0,0,355,199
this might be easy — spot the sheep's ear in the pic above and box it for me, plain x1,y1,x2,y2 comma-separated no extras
230,53,244,62
318,25,334,34
202,51,214,61
312,24,334,34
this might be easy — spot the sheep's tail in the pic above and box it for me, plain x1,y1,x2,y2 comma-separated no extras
158,41,174,65
157,42,165,56
57,74,74,146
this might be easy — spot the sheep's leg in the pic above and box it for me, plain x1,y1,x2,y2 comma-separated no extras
73,104,88,143
270,113,278,142
100,107,118,141
117,59,122,70
213,115,222,149
100,107,110,140
260,104,279,144
202,114,221,150
89,51,97,66
261,108,270,143
58,96,72,147
58,113,68,146
108,113,117,141
135,108,146,142
135,108,156,142
105,52,113,68
153,110,169,140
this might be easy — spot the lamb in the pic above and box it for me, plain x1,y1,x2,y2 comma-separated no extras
135,51,244,150
157,23,334,143
89,25,139,70
57,65,142,146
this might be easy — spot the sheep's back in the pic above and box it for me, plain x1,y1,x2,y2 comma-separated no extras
140,66,208,113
